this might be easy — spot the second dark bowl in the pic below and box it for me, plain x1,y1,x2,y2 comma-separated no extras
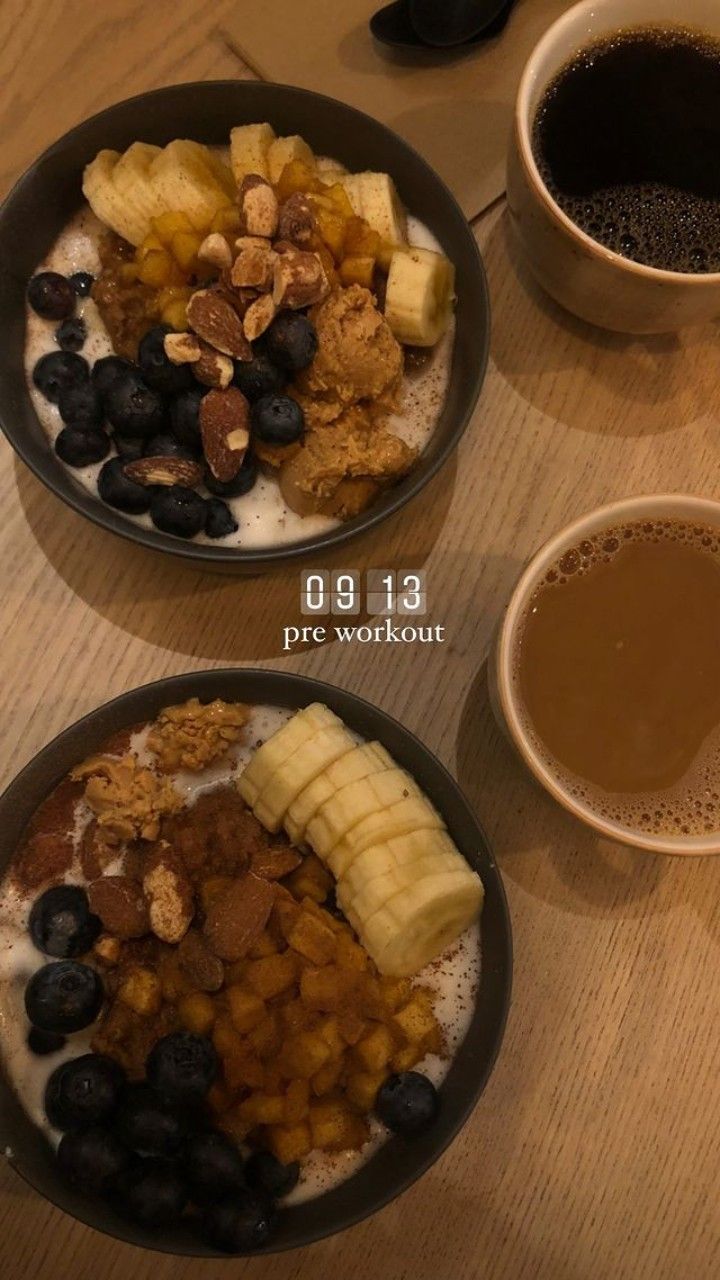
0,668,511,1256
0,81,490,573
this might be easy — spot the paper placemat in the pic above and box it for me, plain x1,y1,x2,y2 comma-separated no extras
222,0,572,219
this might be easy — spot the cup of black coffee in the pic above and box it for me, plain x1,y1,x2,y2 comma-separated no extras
507,0,720,333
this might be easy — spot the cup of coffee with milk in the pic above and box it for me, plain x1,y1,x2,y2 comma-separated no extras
507,0,720,332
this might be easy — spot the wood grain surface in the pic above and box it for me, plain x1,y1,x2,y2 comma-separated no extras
1,4,719,1279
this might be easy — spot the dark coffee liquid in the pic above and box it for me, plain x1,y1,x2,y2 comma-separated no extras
532,27,720,273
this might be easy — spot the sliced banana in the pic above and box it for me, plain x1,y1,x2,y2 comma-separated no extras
328,794,445,880
82,149,149,246
346,870,484,976
238,704,341,808
337,829,462,905
267,134,316,185
230,122,277,184
384,246,456,347
339,172,407,246
338,852,461,922
111,142,165,226
306,767,421,863
149,140,231,231
284,741,392,846
253,724,357,833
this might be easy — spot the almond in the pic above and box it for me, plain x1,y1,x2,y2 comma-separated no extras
198,232,233,270
199,387,251,481
192,342,235,389
124,456,204,488
187,287,251,359
272,246,329,309
243,293,277,342
230,244,277,292
178,929,224,992
164,332,203,365
203,873,275,961
238,175,279,238
250,845,303,880
277,193,316,246
143,855,194,944
88,876,150,939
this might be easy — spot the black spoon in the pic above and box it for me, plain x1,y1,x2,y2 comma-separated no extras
409,0,511,46
370,0,514,52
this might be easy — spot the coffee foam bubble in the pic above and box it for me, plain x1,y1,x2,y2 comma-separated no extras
513,519,720,839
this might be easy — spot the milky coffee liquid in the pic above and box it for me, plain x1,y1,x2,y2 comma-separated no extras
533,27,720,273
515,521,720,837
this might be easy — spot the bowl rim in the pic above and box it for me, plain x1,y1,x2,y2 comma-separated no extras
496,492,720,856
0,79,490,570
0,667,512,1256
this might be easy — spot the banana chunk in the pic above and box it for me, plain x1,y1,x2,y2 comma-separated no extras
253,724,357,833
338,172,407,246
284,741,392,846
345,870,484,976
306,767,422,863
328,796,445,880
83,149,149,246
230,122,277,184
384,246,456,347
238,704,341,808
267,134,316,185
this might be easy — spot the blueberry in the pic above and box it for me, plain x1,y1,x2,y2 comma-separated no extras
104,370,166,438
58,381,103,430
244,1150,298,1199
115,1083,183,1157
97,457,151,515
92,355,132,398
70,271,95,297
32,351,89,403
251,394,304,446
27,1028,66,1056
232,351,285,402
204,497,238,539
150,486,206,539
119,1157,187,1227
45,1053,124,1130
185,1131,246,1204
138,325,194,396
27,272,76,321
143,432,197,460
264,312,317,371
55,427,110,468
201,1192,273,1253
29,886,102,958
204,452,257,499
55,317,87,353
146,1032,217,1103
375,1071,439,1137
25,961,104,1033
112,433,145,462
57,1126,130,1193
169,386,204,447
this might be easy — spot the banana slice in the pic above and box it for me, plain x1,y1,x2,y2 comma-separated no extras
337,829,462,906
267,135,316,185
338,846,462,922
111,142,165,226
346,870,484,976
284,741,392,847
180,140,235,198
253,724,357,833
149,141,231,231
230,123,277,183
384,246,455,347
305,767,422,863
238,704,341,808
82,149,150,246
339,172,407,246
328,794,445,879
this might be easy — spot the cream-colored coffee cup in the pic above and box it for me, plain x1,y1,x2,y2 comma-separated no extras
506,0,720,334
488,494,720,855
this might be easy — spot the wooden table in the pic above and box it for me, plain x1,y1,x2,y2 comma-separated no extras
2,4,719,1278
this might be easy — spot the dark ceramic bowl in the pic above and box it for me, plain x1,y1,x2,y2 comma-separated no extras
0,81,490,574
0,668,511,1256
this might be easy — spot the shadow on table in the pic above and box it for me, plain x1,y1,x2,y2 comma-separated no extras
16,456,457,663
486,209,720,439
456,661,669,918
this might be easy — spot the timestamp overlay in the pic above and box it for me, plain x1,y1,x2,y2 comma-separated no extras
282,571,446,651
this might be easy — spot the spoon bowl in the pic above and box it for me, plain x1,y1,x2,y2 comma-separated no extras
409,0,511,46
